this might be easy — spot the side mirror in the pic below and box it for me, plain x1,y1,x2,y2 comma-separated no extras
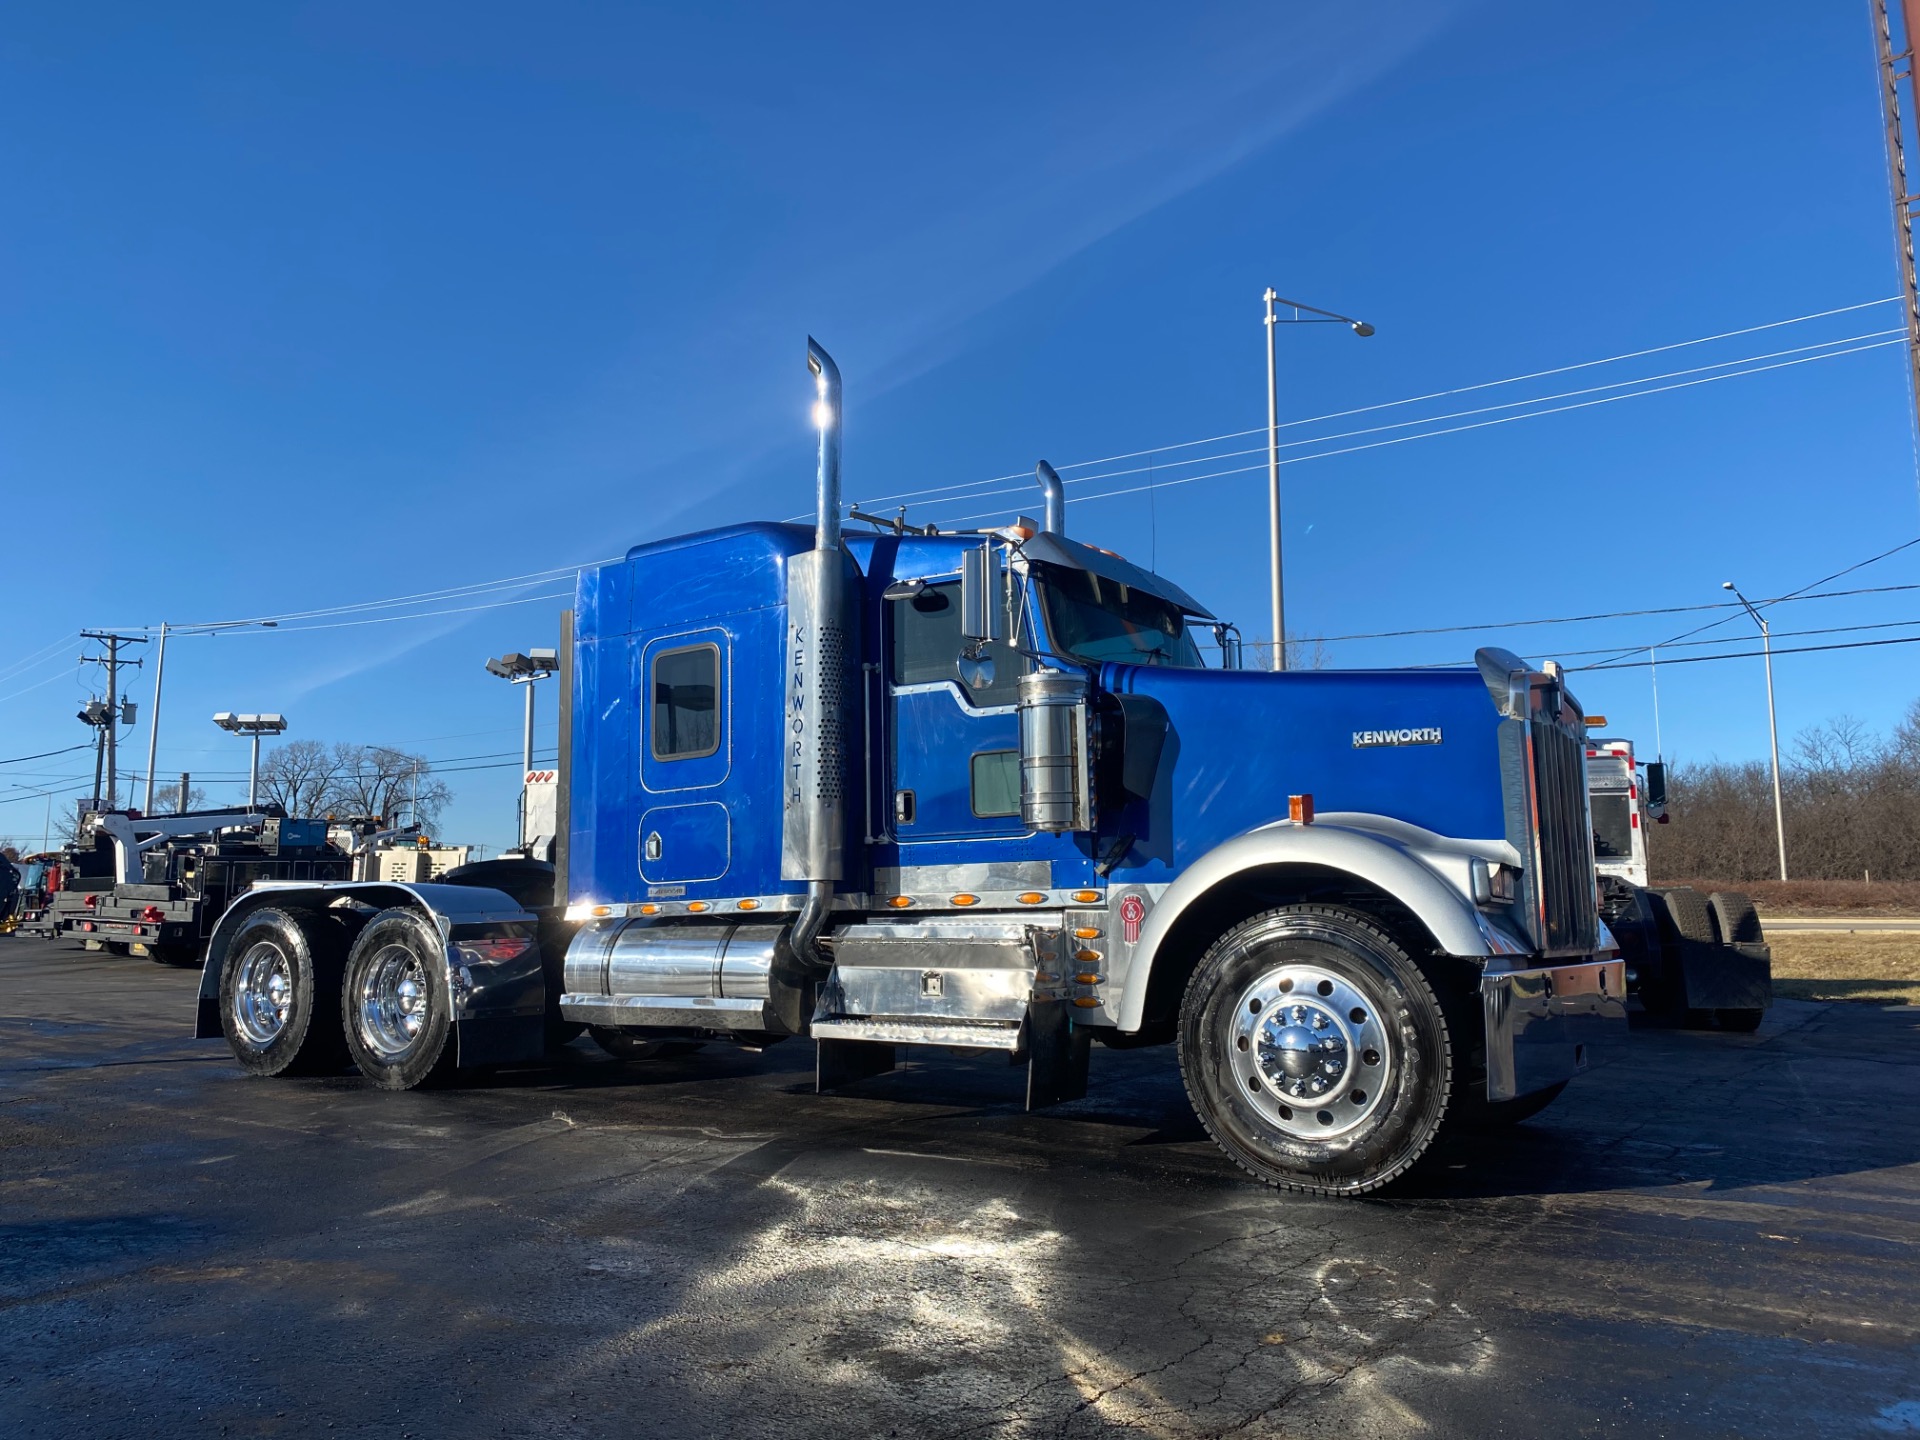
1644,761,1667,809
957,647,997,690
959,544,1004,643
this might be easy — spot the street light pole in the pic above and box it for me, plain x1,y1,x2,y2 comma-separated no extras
1723,582,1788,881
144,618,276,815
142,622,167,815
486,649,558,850
213,713,288,812
1263,290,1374,671
1265,289,1282,670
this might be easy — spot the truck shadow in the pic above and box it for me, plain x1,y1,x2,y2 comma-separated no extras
454,1000,1920,1203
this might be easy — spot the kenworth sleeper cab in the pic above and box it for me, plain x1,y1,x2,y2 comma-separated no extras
195,341,1625,1196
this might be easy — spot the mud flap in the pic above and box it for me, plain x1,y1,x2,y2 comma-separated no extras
1024,1000,1091,1111
1678,941,1773,1012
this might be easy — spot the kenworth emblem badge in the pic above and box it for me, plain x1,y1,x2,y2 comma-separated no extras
1352,727,1443,748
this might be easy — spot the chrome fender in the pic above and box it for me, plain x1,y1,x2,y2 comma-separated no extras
1110,815,1529,1033
193,881,546,1067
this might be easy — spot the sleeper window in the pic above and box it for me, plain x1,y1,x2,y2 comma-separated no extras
651,644,721,760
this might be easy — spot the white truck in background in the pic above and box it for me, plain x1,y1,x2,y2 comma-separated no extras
1584,733,1772,1032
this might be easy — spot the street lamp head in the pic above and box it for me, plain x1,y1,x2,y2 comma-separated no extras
1350,322,1375,337
1721,581,1735,591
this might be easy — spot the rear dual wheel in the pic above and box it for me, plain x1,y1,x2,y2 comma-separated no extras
342,909,458,1090
1178,906,1461,1197
220,906,349,1077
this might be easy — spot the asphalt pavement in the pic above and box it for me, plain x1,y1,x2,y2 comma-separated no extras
3,932,1918,1439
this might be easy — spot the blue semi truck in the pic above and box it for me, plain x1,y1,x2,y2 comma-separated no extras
194,341,1624,1196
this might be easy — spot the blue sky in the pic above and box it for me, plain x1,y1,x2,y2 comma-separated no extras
3,0,1917,852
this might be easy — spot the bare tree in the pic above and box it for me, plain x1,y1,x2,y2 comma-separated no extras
257,739,347,817
1650,698,1920,882
328,746,453,832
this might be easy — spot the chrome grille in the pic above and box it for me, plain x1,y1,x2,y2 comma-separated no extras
1527,716,1599,954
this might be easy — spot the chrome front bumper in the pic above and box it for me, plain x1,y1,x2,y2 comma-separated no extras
1482,957,1628,1102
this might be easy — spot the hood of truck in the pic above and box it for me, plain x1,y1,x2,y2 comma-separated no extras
1099,661,1507,882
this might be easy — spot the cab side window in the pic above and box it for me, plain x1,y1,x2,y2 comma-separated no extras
651,644,721,760
890,583,1023,704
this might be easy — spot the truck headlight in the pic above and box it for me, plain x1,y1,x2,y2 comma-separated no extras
1470,859,1519,906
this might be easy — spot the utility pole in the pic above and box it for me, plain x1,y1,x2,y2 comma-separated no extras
178,773,191,814
1871,0,1920,500
1724,583,1788,882
79,631,146,811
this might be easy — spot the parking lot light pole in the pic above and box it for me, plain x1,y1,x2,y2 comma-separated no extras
486,649,558,847
1722,581,1788,881
142,619,279,813
1265,290,1374,671
213,713,289,810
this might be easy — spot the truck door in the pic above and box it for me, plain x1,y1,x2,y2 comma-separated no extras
637,631,732,885
887,580,1027,844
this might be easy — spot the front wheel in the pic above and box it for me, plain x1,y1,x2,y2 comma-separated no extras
342,908,458,1090
1178,906,1460,1197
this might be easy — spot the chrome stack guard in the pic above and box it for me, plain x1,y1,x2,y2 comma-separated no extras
1481,957,1628,1102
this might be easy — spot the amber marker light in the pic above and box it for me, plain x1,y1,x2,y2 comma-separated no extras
591,905,612,918
638,903,660,916
887,896,915,909
1071,890,1101,904
1073,927,1101,940
738,898,761,911
950,894,980,907
1016,892,1046,905
688,901,710,913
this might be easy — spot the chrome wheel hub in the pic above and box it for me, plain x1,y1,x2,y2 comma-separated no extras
359,944,432,1059
1229,962,1394,1140
233,941,295,1046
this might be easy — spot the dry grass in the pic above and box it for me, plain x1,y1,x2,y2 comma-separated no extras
1768,932,1920,1005
1660,877,1920,916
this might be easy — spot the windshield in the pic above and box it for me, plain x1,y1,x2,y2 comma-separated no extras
1037,564,1204,668
1591,792,1635,859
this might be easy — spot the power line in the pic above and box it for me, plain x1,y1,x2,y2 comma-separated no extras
1292,580,1920,645
873,326,1905,518
1574,631,1920,671
943,337,1904,523
0,632,80,689
0,743,92,767
839,297,1901,516
1585,534,1920,666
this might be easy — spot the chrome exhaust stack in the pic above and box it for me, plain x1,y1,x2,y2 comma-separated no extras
786,339,853,963
1035,460,1066,536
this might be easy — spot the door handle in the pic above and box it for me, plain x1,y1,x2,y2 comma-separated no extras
644,831,663,861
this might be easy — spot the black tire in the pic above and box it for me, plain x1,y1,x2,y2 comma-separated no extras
219,906,349,1078
1177,905,1461,1198
105,941,132,957
1716,1008,1765,1033
1707,892,1764,946
149,944,202,968
1649,886,1719,944
589,1027,704,1062
1468,1080,1567,1128
341,908,459,1090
